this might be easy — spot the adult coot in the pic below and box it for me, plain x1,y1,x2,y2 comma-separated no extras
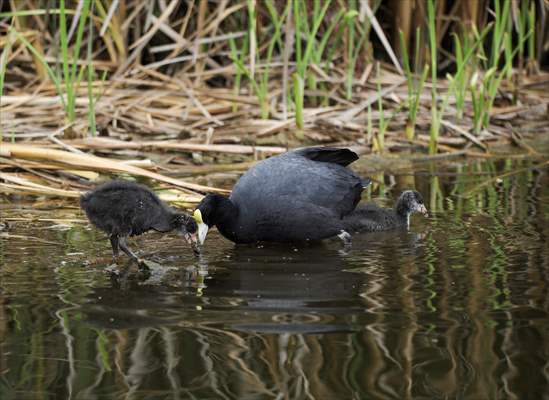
80,180,198,261
193,147,370,244
342,190,428,233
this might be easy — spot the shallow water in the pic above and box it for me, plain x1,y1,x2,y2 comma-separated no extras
1,158,548,399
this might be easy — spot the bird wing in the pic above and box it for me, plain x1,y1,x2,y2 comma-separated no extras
231,148,365,221
292,147,359,166
299,161,363,218
342,204,398,232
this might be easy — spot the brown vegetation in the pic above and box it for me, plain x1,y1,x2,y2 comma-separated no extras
1,0,548,201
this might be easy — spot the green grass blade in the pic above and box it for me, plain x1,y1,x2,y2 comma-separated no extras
427,0,438,154
59,0,75,122
87,1,96,136
527,2,536,63
0,30,16,138
9,27,66,110
70,0,91,86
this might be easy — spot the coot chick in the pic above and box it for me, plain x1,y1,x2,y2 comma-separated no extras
342,190,428,233
192,147,371,244
80,180,198,262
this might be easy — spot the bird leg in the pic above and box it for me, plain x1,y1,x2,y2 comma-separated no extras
109,235,120,261
337,230,352,246
118,236,139,261
118,236,150,271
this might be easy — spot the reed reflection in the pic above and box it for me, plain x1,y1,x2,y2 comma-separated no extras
0,159,548,399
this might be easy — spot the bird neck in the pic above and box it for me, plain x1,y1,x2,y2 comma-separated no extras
395,198,411,226
213,197,239,227
213,197,240,241
169,211,187,230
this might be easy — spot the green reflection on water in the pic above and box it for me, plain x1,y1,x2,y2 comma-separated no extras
1,157,548,399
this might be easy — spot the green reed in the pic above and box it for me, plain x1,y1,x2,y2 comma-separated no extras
468,8,532,135
293,0,331,128
400,28,428,140
86,1,96,136
229,30,249,113
427,0,438,154
372,65,402,153
0,29,15,139
231,0,287,119
6,1,94,136
345,10,369,101
451,30,476,119
59,0,91,124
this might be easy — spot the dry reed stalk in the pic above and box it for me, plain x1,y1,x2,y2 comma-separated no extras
0,172,82,197
0,0,547,169
1,143,228,194
440,120,487,151
0,179,203,204
66,137,286,155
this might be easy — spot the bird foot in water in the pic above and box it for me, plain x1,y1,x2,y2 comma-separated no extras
337,230,352,245
135,258,153,271
105,263,121,275
191,242,201,256
107,257,152,276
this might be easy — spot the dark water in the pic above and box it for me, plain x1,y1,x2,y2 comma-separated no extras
1,158,548,399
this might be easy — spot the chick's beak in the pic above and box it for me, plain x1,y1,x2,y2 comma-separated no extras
418,204,428,217
183,231,198,246
183,231,200,255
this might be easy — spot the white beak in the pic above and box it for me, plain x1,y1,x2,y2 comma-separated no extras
197,222,209,245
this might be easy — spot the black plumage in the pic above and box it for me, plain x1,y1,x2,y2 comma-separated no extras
80,180,198,261
194,147,370,244
342,190,428,233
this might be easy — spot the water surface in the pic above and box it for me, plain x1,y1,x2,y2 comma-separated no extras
1,158,548,399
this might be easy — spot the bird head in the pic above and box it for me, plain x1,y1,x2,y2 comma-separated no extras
396,190,428,218
193,193,231,245
174,214,199,252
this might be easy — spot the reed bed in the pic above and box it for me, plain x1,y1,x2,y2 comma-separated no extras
0,0,548,202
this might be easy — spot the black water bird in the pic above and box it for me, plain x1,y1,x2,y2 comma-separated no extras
193,147,370,244
342,190,428,233
80,180,198,261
